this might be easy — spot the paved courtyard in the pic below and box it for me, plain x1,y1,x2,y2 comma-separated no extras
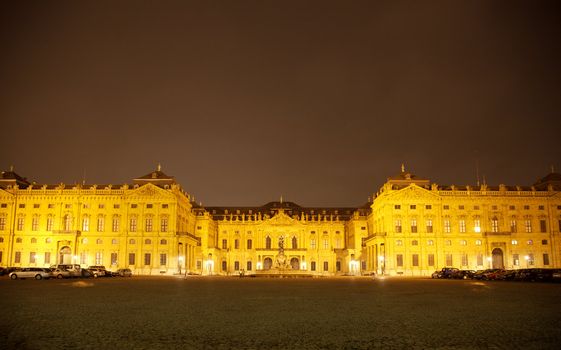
1,276,560,349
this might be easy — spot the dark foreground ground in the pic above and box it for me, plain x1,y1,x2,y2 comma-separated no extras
1,276,560,349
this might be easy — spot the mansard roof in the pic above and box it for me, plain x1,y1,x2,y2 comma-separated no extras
205,201,370,221
0,166,32,187
133,164,176,185
534,171,561,190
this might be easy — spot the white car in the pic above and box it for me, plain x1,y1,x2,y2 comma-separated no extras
9,268,51,280
50,268,71,279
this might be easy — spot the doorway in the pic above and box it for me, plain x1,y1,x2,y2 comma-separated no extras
492,248,504,269
59,246,72,264
290,257,299,270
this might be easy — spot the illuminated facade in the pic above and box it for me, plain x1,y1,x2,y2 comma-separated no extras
1,165,560,276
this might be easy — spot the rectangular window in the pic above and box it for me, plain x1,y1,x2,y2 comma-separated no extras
83,217,90,232
459,220,466,233
540,220,547,233
80,252,86,265
160,254,167,266
247,239,252,249
129,253,135,265
543,253,550,266
428,254,435,267
525,220,532,233
510,220,517,233
412,254,419,267
17,218,24,231
46,217,53,231
410,205,416,210
162,204,169,209
19,204,25,209
145,218,153,232
234,261,240,271
144,253,151,266
310,239,316,249
528,253,534,265
443,205,449,210
131,204,138,208
0,217,5,230
474,219,481,233
323,261,329,271
513,254,519,266
461,254,468,266
247,261,252,271
32,217,39,231
426,205,432,210
15,251,21,263
410,219,417,233
95,252,102,265
222,239,227,249
446,254,453,266
426,219,433,233
114,204,120,209
459,205,464,210
395,219,402,233
44,252,51,264
444,219,451,233
146,204,153,209
491,219,499,232
111,252,118,265
539,205,544,210
477,253,483,266
160,218,168,232
130,218,137,232
30,252,36,264
394,205,401,210
396,254,403,267
323,239,329,249
311,261,316,271
112,217,120,232
0,251,2,263
234,239,239,249
97,217,104,232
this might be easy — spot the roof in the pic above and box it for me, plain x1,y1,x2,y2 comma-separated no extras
534,172,561,190
386,165,430,188
0,167,32,187
133,164,176,185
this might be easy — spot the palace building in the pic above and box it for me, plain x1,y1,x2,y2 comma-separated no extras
1,165,560,276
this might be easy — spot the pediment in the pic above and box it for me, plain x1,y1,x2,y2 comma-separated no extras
0,187,14,200
126,183,174,199
260,209,304,227
386,184,440,201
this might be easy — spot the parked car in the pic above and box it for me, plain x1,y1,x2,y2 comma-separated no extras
481,269,506,280
50,264,82,278
88,265,110,277
0,267,7,276
552,269,561,283
433,267,459,279
9,267,51,280
113,268,132,277
451,270,476,279
50,268,71,279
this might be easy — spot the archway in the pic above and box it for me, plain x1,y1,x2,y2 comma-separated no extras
492,248,504,269
263,257,273,270
290,257,299,270
59,246,72,264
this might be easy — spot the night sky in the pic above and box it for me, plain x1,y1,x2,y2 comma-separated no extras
1,1,560,207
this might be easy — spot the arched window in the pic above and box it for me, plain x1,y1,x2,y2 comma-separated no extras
96,238,103,244
0,237,4,243
129,239,136,244
160,239,167,245
31,237,37,244
145,239,152,245
45,237,52,243
82,238,88,244
292,236,298,249
265,236,271,249
111,238,118,245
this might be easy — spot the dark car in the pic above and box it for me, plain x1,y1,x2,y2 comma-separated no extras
112,268,132,277
451,270,476,279
481,269,506,280
438,267,459,279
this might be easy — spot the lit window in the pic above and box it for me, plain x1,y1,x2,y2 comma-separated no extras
445,240,451,246
130,217,137,232
112,239,118,245
491,218,499,232
475,239,482,246
112,217,120,232
145,239,152,245
410,219,417,233
82,216,90,232
443,219,451,233
426,219,433,233
525,220,532,233
96,238,103,244
511,240,518,245
97,216,104,232
527,240,533,245
396,240,403,246
129,239,136,244
474,219,481,233
460,240,467,246
323,239,329,249
17,217,25,230
395,219,402,233
427,240,434,246
32,216,39,231
160,217,168,232
145,217,153,232
459,220,466,233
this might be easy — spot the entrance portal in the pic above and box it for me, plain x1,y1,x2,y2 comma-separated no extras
263,257,273,270
492,248,504,269
290,257,299,270
59,246,72,264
